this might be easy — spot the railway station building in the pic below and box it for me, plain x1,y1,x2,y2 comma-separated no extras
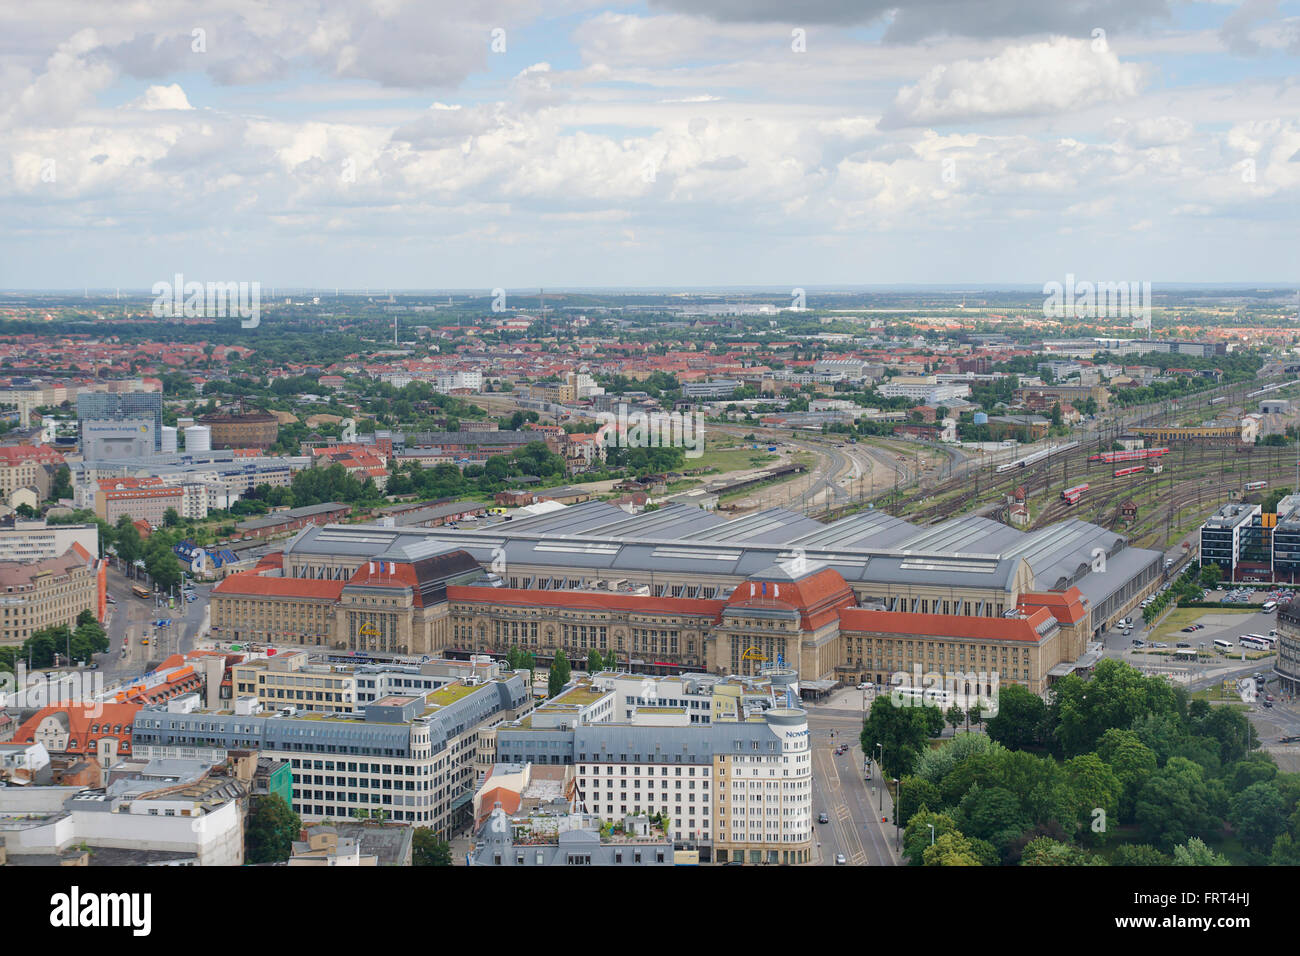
210,500,1164,692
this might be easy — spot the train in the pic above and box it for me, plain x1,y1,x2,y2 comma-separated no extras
1244,480,1268,492
995,440,1080,474
1088,447,1170,464
1114,465,1146,477
1062,483,1089,504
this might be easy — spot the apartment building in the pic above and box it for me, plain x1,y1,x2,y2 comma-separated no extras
94,477,184,526
0,445,64,500
0,544,103,647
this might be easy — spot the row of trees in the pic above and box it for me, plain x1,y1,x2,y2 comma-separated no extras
0,610,107,673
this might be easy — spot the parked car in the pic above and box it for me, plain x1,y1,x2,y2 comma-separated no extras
1176,642,1192,648
818,812,829,824
835,854,847,865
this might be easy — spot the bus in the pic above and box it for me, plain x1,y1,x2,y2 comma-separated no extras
1245,633,1276,647
1114,465,1146,478
1214,639,1235,650
1062,483,1089,505
1262,601,1277,613
1245,480,1268,492
1240,637,1269,650
130,584,151,600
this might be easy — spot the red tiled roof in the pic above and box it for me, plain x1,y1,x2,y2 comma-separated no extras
214,572,345,600
1017,588,1089,625
725,567,857,630
12,702,141,754
838,606,1057,644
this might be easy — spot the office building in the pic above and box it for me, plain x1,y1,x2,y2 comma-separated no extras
76,391,163,450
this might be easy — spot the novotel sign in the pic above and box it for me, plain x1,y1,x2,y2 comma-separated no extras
784,729,809,738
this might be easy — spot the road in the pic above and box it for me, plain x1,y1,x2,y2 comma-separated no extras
806,703,900,866
95,565,213,684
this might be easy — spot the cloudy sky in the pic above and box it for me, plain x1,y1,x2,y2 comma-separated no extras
3,0,1300,289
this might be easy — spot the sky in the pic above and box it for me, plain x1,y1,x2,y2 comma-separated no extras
3,0,1300,290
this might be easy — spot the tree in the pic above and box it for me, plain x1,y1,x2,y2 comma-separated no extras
861,696,941,779
1199,563,1223,590
985,684,1047,750
1062,753,1122,842
1228,782,1288,854
945,704,965,733
146,548,184,592
956,785,1031,854
896,776,942,829
548,650,571,698
50,465,73,500
413,828,453,866
1097,729,1158,822
1171,837,1230,866
902,808,959,865
1019,837,1099,866
1050,402,1063,428
163,508,181,528
1050,660,1180,757
245,794,301,864
113,515,142,570
586,649,604,673
1134,758,1214,851
922,830,984,866
1110,844,1170,866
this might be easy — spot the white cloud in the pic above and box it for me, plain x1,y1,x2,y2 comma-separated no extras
881,37,1145,129
128,83,193,111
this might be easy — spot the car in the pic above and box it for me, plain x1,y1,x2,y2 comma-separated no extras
1124,617,1133,626
1181,626,1197,633
835,854,847,865
818,812,829,824
1266,694,1276,702
1132,639,1146,647
1263,701,1274,708
1176,642,1192,648
1153,642,1168,648
856,682,868,690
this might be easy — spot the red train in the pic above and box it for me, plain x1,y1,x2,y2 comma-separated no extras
1062,483,1089,504
1114,465,1146,477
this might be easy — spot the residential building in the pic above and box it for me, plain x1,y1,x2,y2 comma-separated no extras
0,544,104,647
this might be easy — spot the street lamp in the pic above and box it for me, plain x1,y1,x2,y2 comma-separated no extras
927,823,935,847
875,743,884,811
894,777,902,850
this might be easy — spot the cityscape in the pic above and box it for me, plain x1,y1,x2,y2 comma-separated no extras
2,0,1297,931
